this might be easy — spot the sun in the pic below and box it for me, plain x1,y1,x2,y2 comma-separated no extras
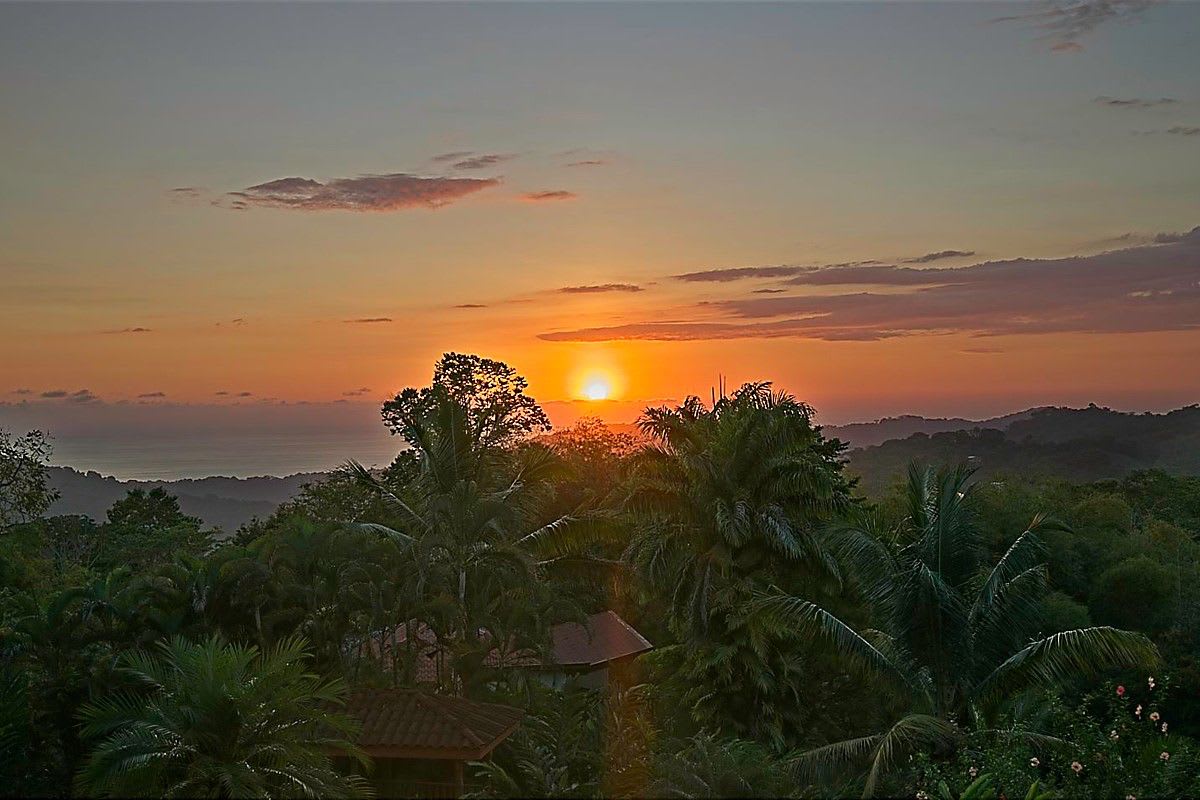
582,377,611,401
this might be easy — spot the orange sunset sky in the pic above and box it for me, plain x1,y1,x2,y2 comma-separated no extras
2,2,1199,474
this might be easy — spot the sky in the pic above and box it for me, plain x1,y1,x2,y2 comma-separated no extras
2,1,1199,476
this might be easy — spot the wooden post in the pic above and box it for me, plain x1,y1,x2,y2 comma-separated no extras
452,759,464,798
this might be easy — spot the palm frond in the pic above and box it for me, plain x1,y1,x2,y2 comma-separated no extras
751,591,920,697
972,626,1158,707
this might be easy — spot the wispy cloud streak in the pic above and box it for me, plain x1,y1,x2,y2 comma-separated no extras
540,228,1200,342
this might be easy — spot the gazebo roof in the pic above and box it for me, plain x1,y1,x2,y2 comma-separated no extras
341,689,524,760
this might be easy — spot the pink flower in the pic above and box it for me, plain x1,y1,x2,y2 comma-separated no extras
1150,711,1160,722
1116,685,1126,696
1071,761,1083,774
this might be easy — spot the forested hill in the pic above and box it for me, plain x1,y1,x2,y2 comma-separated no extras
46,468,322,532
845,404,1200,496
824,408,1046,448
45,404,1200,525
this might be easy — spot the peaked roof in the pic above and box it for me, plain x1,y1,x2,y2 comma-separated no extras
366,610,653,684
549,610,654,667
341,689,524,760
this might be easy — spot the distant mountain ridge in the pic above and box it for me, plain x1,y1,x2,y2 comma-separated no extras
824,408,1047,449
46,468,324,532
45,404,1200,527
842,404,1200,496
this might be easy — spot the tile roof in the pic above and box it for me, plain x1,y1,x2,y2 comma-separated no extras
548,610,654,667
365,610,653,683
341,689,524,760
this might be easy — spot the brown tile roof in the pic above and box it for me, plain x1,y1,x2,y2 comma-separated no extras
342,689,524,760
548,610,654,667
366,611,653,683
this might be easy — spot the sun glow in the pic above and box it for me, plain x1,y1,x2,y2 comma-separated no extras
582,377,611,401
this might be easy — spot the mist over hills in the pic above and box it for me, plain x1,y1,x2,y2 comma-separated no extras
44,404,1200,529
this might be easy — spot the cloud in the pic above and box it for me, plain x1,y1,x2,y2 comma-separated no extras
566,159,608,167
673,262,914,285
432,151,474,163
342,387,372,397
452,153,515,170
103,326,152,334
539,227,1200,342
1094,96,1179,109
236,392,253,398
520,190,577,202
228,173,498,212
558,284,643,294
994,1,1162,52
39,389,102,404
1135,126,1200,136
344,317,393,324
673,265,805,283
454,303,488,309
11,389,32,395
137,392,167,398
902,250,976,264
214,391,229,396
752,288,788,294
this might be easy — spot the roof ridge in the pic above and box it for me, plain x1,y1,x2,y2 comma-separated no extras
425,693,486,748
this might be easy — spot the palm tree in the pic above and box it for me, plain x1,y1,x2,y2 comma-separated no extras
76,635,369,798
621,383,853,746
754,463,1159,797
627,382,852,639
349,388,590,694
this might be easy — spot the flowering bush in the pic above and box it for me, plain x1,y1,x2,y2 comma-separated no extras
904,677,1200,799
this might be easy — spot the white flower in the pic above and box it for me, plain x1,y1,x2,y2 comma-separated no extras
1150,711,1160,722
916,791,929,800
1136,704,1143,717
1149,676,1156,689
1162,722,1169,733
1029,757,1040,768
1160,751,1171,762
1071,760,1083,774
968,766,978,778
1110,730,1120,741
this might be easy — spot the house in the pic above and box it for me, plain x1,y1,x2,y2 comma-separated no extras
334,688,523,799
367,610,653,690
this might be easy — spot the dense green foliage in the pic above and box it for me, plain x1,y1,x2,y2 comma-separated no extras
2,355,1198,798
847,404,1200,495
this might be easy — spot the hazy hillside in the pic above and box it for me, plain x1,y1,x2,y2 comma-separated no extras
825,408,1043,448
46,467,323,532
45,404,1200,524
846,404,1200,496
